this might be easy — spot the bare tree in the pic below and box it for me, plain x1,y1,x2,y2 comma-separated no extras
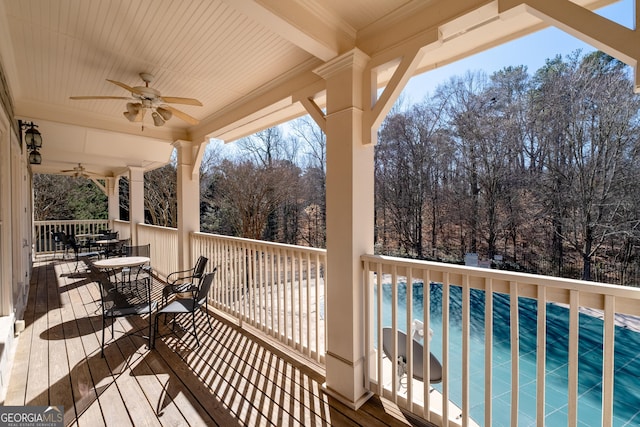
377,96,450,258
445,72,492,256
291,117,326,247
144,163,178,227
215,159,299,239
556,53,639,279
238,127,286,168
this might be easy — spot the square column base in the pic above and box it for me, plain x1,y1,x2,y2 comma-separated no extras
321,383,373,411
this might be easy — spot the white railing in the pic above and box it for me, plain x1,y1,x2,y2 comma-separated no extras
34,219,110,253
192,232,327,363
34,220,326,363
112,219,130,241
38,220,640,426
362,254,640,427
137,223,178,278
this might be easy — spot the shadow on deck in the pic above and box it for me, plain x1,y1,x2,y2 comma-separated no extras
4,258,436,427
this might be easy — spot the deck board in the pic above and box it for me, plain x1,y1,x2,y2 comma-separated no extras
5,258,436,427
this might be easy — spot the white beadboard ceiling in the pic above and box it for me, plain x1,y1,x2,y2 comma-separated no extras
0,0,618,177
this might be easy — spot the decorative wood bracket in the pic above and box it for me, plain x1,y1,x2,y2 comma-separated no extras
299,97,326,132
362,46,425,145
173,139,206,180
191,140,206,180
91,177,107,196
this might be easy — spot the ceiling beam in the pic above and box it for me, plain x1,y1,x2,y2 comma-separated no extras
499,0,640,89
192,68,324,143
225,0,355,61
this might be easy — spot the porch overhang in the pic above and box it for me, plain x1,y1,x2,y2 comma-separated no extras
2,0,628,177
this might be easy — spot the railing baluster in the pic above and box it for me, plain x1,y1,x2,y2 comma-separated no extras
298,253,303,352
462,274,470,427
423,269,431,421
305,252,311,357
363,259,372,391
391,264,399,400
536,285,546,427
568,289,579,427
602,294,615,427
276,248,282,342
250,245,256,327
406,267,414,409
237,241,244,322
315,252,321,361
485,277,493,427
376,262,384,396
284,249,290,346
270,249,276,337
510,281,519,427
442,272,450,427
323,253,328,359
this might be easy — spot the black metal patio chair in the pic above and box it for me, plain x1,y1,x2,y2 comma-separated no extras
153,269,216,348
51,231,68,258
96,269,157,357
161,255,209,306
65,234,102,271
121,243,151,289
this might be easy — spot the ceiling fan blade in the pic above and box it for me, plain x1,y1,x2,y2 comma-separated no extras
160,96,203,106
106,79,145,96
162,105,199,125
70,96,131,100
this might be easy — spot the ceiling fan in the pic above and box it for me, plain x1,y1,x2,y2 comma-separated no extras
70,73,202,127
60,163,98,179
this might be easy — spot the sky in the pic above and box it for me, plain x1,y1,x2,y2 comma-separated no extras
401,0,634,103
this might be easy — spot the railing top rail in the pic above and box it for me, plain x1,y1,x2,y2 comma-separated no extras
138,223,177,232
193,231,327,255
362,253,640,299
34,219,108,224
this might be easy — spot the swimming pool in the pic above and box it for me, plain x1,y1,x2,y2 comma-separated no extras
376,281,640,426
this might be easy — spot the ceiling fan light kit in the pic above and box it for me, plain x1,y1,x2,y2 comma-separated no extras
152,111,165,126
126,102,141,115
70,72,201,129
156,106,172,121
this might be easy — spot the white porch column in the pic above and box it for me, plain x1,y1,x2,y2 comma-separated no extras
315,49,374,409
128,167,145,245
174,140,204,272
106,176,120,223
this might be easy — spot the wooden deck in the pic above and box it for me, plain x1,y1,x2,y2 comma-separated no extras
4,258,436,427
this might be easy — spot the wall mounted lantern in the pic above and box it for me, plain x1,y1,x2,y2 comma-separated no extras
21,121,43,165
